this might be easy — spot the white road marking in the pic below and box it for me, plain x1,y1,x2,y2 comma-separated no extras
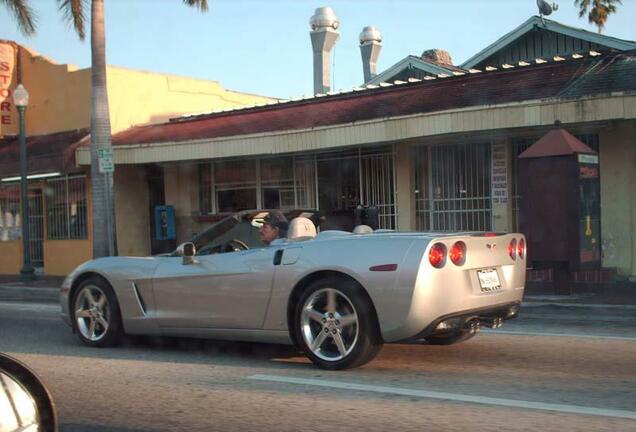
0,301,60,313
249,374,636,420
483,329,636,341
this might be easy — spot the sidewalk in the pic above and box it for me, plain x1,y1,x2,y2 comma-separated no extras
0,276,63,303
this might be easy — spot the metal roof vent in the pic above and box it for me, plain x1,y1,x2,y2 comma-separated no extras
310,7,339,31
359,26,382,45
310,7,340,95
359,26,382,83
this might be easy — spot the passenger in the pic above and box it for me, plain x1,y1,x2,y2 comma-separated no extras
259,211,288,246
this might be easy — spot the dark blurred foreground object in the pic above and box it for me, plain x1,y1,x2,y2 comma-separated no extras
0,353,58,432
518,128,601,295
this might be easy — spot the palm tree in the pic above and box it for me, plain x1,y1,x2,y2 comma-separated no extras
4,0,208,258
574,0,622,34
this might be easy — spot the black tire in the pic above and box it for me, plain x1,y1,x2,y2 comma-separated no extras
424,330,476,346
71,277,124,347
294,278,382,370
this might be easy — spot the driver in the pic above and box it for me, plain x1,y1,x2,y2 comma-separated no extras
259,211,288,246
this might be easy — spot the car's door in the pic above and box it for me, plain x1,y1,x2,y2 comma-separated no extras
151,246,280,330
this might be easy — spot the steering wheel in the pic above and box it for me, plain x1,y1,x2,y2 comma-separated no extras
223,239,249,252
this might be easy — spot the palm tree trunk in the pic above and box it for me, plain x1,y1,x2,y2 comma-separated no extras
89,0,116,257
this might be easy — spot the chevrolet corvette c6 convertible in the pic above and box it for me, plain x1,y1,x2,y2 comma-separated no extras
60,210,526,369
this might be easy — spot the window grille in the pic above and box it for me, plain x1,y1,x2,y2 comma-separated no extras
46,176,88,240
415,142,492,231
360,150,396,229
0,184,20,242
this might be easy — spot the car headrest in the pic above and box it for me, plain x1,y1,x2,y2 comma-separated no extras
353,224,373,234
288,217,317,240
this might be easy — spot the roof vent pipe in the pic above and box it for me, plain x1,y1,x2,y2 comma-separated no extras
310,7,340,95
360,26,382,83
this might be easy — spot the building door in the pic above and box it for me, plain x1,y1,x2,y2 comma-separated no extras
28,189,44,268
360,149,396,229
316,151,360,231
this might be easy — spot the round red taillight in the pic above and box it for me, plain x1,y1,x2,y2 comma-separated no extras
450,241,466,266
508,238,517,260
429,243,447,268
517,238,525,259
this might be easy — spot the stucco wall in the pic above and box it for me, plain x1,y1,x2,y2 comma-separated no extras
599,120,636,278
5,43,274,137
114,165,151,257
394,144,415,231
0,241,22,274
44,240,92,276
164,163,199,244
106,67,275,133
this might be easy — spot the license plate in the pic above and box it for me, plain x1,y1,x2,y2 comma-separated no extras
477,269,501,292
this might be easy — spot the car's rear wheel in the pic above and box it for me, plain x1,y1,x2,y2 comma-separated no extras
295,278,382,370
72,277,123,347
424,330,476,345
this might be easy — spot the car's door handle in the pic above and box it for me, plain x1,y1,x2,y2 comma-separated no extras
273,249,284,266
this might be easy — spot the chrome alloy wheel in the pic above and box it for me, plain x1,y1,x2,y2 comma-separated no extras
300,288,359,362
74,285,110,342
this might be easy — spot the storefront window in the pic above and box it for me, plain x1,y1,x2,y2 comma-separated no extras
0,184,20,241
214,160,257,212
261,157,294,209
46,176,88,240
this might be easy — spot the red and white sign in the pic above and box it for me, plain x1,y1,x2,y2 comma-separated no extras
0,43,17,136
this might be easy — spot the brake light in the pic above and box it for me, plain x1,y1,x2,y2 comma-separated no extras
428,243,446,268
517,238,526,259
508,239,517,260
450,241,466,266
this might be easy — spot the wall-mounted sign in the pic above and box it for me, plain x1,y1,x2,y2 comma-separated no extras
0,43,17,136
577,154,598,164
491,142,508,204
98,148,114,173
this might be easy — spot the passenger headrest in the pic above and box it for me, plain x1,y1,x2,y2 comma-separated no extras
288,217,317,240
353,224,373,234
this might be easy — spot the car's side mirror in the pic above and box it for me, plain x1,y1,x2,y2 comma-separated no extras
0,353,58,432
178,242,198,265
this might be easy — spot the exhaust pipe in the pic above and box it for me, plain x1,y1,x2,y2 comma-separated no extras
481,317,503,329
466,319,481,334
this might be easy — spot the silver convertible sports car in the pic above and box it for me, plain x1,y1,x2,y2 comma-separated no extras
60,210,526,370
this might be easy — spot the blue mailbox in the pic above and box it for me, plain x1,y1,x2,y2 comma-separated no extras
154,205,176,240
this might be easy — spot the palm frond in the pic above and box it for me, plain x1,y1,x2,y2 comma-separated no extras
182,0,209,12
57,0,87,41
1,0,37,36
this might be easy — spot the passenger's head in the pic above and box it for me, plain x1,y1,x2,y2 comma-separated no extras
259,211,288,245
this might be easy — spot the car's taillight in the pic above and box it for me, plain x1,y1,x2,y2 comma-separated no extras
449,241,466,266
517,238,526,259
429,243,446,268
508,238,517,260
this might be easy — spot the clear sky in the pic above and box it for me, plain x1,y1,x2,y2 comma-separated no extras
1,0,635,99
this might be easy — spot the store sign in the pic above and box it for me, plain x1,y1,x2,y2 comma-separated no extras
0,43,17,136
491,142,508,204
98,148,114,173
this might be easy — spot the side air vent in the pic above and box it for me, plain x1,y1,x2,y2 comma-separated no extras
132,282,147,316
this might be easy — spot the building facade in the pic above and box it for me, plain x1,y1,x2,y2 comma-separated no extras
75,48,636,280
0,40,275,275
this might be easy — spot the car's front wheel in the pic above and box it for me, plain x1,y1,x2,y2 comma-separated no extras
295,279,382,370
72,277,123,347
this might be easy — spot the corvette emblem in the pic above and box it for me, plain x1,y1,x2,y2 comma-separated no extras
486,243,496,250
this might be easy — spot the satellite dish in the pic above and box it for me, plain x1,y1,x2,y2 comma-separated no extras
537,0,559,23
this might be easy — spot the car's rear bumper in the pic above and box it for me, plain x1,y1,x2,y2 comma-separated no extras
395,301,521,342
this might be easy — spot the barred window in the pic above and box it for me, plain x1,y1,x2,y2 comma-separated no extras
0,184,21,242
46,176,88,240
